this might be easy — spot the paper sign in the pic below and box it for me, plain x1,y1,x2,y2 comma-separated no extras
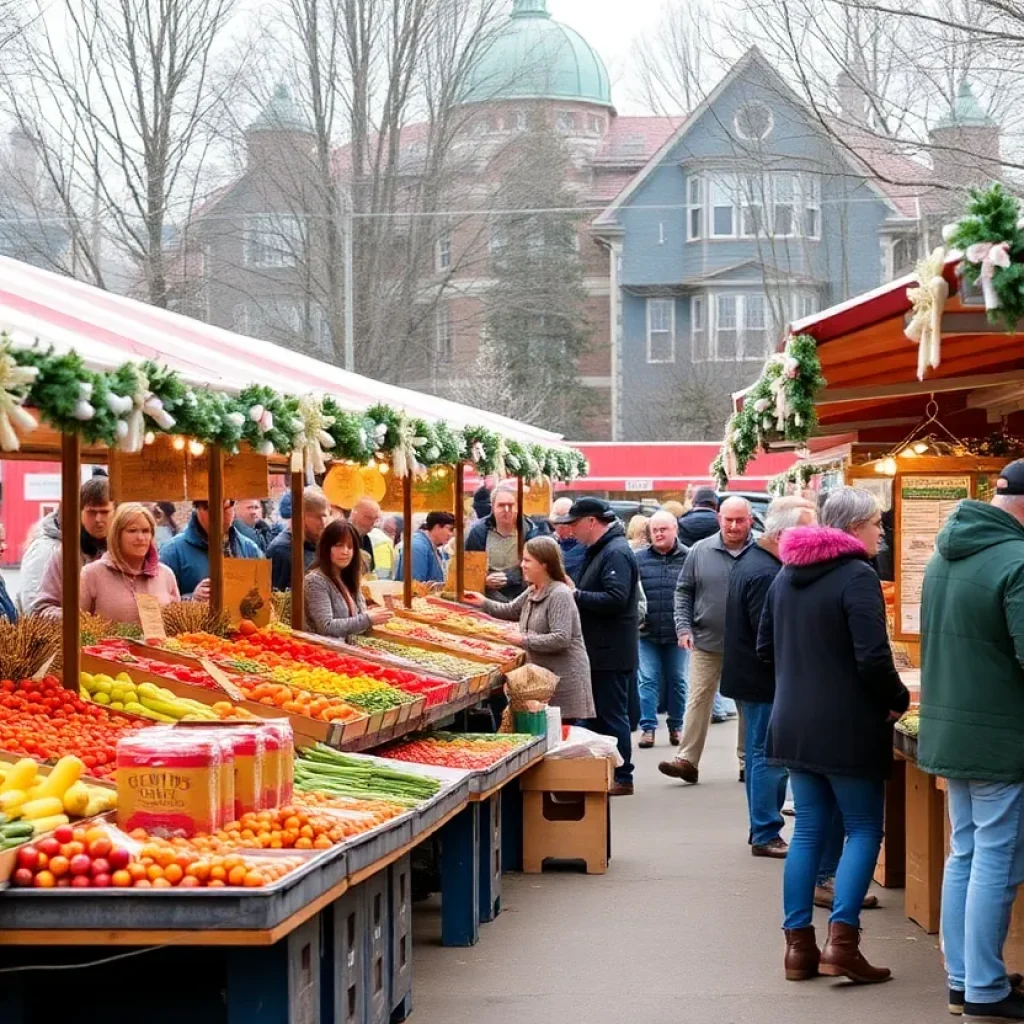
223,557,272,627
109,435,186,502
31,653,57,681
522,478,552,517
380,469,456,514
187,448,270,501
323,463,387,508
446,550,488,595
135,594,167,640
199,657,244,702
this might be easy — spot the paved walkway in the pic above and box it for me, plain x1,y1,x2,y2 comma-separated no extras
412,720,947,1024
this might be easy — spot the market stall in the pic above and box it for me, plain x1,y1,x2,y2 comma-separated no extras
713,183,1024,957
0,254,592,1022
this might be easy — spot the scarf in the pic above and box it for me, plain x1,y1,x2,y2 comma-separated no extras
80,525,107,561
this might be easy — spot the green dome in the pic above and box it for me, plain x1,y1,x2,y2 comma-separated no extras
933,79,995,130
249,84,310,133
461,0,613,109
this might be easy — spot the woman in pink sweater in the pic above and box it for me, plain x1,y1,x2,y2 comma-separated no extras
81,503,180,624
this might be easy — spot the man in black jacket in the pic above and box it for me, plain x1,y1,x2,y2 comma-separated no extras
555,497,640,796
722,496,815,858
677,488,721,547
636,511,689,749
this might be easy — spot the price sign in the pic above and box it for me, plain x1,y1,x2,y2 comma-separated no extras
187,447,270,501
522,478,552,516
446,550,488,595
223,557,272,627
135,594,167,640
199,657,245,702
380,469,455,514
110,436,186,502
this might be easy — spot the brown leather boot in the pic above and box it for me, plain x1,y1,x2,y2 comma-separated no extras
784,926,820,981
819,921,891,984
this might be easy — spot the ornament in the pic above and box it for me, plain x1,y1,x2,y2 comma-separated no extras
0,349,38,451
117,365,177,452
226,411,245,429
753,398,770,414
73,400,95,421
249,404,274,434
905,247,949,380
965,240,1011,310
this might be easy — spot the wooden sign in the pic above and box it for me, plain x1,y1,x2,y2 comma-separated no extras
187,448,270,501
199,657,244,702
447,550,488,595
109,435,186,502
381,469,455,514
135,594,167,641
223,557,272,627
323,463,387,508
522,478,552,517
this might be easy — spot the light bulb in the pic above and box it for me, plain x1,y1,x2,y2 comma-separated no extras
188,440,205,456
144,431,155,445
435,467,448,478
366,458,375,469
913,442,929,455
882,457,897,477
379,462,390,475
873,460,886,475
900,447,916,459
172,436,185,451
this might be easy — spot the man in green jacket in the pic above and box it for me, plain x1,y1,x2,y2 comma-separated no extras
920,460,1024,1021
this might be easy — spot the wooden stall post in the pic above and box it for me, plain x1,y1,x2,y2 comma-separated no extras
61,432,82,690
290,457,305,631
905,759,945,933
402,471,413,609
455,463,466,602
516,475,525,557
208,445,225,616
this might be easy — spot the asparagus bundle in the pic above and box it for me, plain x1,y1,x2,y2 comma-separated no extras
294,744,441,806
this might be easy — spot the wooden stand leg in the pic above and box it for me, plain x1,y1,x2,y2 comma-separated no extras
440,804,479,947
478,790,502,924
875,758,907,888
905,761,945,933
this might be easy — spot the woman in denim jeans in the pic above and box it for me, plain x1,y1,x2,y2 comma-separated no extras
757,487,909,985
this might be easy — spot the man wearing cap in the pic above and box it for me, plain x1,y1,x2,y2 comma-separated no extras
678,488,722,547
919,461,1024,1020
550,497,586,581
554,497,640,796
395,511,456,584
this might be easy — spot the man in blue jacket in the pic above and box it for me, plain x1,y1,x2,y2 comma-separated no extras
395,511,455,584
159,499,263,600
635,511,689,749
466,483,540,600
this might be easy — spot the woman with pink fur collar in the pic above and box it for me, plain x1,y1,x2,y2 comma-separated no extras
757,486,909,988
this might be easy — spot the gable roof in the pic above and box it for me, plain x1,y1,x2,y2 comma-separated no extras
680,258,824,287
592,47,906,228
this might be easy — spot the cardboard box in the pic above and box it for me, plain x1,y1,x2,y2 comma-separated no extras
521,756,613,793
904,760,945,933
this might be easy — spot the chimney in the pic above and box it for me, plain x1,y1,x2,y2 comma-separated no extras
836,70,868,127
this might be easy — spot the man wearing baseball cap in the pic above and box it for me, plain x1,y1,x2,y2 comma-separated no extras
554,497,640,795
919,459,1024,1019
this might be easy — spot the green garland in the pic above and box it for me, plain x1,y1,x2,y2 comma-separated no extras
0,337,586,481
767,460,842,496
712,333,826,488
945,183,1024,331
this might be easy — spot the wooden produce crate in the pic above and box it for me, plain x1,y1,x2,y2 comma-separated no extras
369,627,522,674
81,649,369,749
394,599,518,643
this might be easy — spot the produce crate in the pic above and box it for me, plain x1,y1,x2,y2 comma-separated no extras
345,636,498,694
367,628,519,674
389,854,413,1020
0,845,347,931
394,607,516,644
326,883,367,1024
363,867,392,1024
286,915,321,1024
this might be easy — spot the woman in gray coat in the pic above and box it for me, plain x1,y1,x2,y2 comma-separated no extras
465,536,595,721
305,519,393,639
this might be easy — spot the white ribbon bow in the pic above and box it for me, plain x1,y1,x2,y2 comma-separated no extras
297,394,336,475
0,349,39,451
905,247,949,380
966,241,1011,310
249,404,274,434
111,367,176,452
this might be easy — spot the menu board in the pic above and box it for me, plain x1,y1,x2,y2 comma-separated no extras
109,436,186,502
187,448,270,501
898,475,970,635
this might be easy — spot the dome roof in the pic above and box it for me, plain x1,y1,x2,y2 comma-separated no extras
248,84,310,133
933,79,995,130
460,0,613,109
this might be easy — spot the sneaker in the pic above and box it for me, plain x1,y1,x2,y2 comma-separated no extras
951,976,1024,1016
658,757,698,784
638,730,655,749
964,990,1024,1021
609,781,634,797
669,729,681,746
752,837,789,859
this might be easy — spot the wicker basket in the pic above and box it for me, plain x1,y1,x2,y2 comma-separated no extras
499,663,558,733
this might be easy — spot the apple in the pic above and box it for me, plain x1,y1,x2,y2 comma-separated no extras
53,825,74,845
108,847,131,871
70,875,91,888
37,837,60,858
16,845,38,871
89,858,110,878
91,873,111,888
69,854,92,877
12,867,34,887
88,837,112,860
56,878,71,888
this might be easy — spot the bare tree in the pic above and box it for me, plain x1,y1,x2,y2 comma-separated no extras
0,0,240,302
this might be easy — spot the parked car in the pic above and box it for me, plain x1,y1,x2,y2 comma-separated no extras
720,490,770,531
607,500,663,522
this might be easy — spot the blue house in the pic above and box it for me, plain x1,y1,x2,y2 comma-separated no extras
591,49,927,441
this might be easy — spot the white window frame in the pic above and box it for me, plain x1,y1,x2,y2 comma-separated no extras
739,176,766,239
771,173,798,239
588,114,603,135
802,174,821,240
791,291,818,321
243,214,303,268
435,302,453,361
690,295,707,362
435,233,451,272
646,298,676,364
699,292,773,362
686,176,703,241
709,174,739,239
557,111,576,134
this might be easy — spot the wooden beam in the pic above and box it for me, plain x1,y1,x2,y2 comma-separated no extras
516,476,525,558
965,383,1024,410
454,462,465,601
208,445,224,615
402,471,413,609
61,433,81,691
817,369,1024,406
290,461,305,630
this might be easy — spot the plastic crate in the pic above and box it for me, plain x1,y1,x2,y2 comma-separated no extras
328,885,367,1024
364,869,392,1024
389,854,413,1020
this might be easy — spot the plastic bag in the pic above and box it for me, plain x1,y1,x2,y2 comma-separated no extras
546,725,623,766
